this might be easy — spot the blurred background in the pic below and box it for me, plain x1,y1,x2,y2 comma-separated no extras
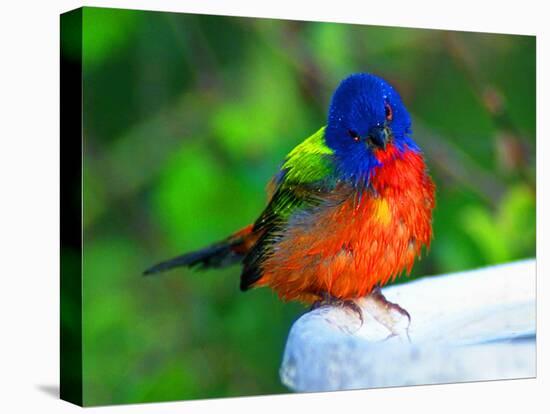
70,7,535,405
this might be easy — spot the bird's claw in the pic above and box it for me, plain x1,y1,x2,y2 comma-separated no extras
311,292,364,325
367,287,412,342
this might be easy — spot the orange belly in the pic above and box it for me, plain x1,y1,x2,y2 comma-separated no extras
256,148,435,303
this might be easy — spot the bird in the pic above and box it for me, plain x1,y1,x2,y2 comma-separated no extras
144,73,435,323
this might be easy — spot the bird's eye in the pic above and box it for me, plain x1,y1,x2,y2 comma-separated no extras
348,129,360,142
384,102,393,122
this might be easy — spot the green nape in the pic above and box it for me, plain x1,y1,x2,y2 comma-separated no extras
280,126,334,185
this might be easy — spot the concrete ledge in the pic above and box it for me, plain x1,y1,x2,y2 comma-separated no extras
280,259,536,392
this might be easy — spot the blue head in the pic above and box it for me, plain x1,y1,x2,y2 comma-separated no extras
325,73,418,186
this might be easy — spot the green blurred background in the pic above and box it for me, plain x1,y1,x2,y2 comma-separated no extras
74,7,535,406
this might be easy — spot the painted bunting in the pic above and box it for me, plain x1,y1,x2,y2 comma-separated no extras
145,73,435,320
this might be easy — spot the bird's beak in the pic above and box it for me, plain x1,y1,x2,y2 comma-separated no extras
367,126,391,150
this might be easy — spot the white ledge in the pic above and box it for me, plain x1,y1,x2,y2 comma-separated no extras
280,259,536,392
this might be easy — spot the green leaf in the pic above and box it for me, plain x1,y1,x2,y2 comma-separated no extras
83,7,141,68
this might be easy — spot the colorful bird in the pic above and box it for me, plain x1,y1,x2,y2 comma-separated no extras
145,73,435,320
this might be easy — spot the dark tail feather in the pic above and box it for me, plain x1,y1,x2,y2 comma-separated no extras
143,225,255,276
143,243,241,275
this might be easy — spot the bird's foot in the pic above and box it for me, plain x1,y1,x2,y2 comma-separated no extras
363,287,411,342
311,292,364,325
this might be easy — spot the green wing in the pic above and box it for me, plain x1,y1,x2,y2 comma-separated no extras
279,126,334,186
240,127,336,290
